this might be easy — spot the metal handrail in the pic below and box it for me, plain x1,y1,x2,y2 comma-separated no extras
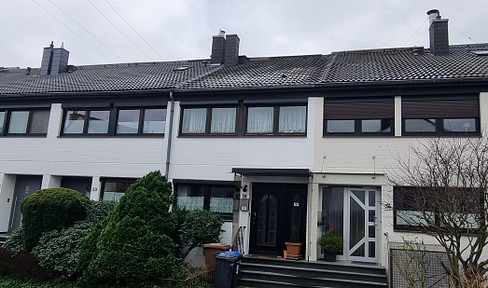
232,226,245,254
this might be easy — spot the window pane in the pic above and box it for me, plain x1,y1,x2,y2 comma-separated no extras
443,118,477,132
361,119,391,133
103,180,134,202
88,110,110,134
117,109,140,134
182,108,206,134
143,108,166,134
8,111,29,133
176,185,204,210
279,106,306,133
404,119,436,132
28,110,49,134
326,120,355,133
211,108,236,133
247,107,273,133
210,186,234,213
0,112,5,134
64,111,86,134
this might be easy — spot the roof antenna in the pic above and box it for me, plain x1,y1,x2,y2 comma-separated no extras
61,42,64,49
49,41,54,48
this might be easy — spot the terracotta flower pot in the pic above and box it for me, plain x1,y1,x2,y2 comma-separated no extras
285,242,303,258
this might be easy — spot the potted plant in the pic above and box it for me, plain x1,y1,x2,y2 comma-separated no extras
318,227,343,262
285,227,303,259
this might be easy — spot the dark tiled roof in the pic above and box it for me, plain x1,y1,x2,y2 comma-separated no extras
321,44,488,83
179,55,330,90
1,44,488,95
0,60,220,95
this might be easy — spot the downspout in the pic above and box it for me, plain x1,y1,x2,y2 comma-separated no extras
165,91,175,178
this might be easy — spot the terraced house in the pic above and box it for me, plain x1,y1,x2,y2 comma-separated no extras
1,10,488,287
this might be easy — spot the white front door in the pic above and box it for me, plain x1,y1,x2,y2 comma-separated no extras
344,188,379,263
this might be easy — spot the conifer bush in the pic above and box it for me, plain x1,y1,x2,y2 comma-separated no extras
78,171,177,288
20,187,89,251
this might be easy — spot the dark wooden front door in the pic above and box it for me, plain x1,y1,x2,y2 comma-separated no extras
250,183,307,256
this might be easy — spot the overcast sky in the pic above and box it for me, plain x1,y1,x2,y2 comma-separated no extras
2,1,488,68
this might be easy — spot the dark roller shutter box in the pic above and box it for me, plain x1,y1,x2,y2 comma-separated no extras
324,99,394,119
402,99,479,118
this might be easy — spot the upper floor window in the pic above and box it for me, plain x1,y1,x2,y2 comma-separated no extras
62,107,166,136
179,103,307,137
0,109,50,136
116,108,166,135
246,105,306,135
402,97,479,135
180,107,237,135
324,98,394,136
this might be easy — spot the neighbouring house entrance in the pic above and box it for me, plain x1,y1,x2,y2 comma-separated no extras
9,175,42,232
322,186,379,263
250,183,307,256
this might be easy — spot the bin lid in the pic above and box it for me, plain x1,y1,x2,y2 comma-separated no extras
214,251,242,262
203,243,231,249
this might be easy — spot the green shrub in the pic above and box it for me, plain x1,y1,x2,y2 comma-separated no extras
20,188,89,251
318,229,343,253
3,227,25,254
78,171,177,288
173,209,222,259
32,201,116,278
0,276,77,288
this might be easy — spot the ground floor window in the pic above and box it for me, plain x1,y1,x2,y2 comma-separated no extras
174,181,235,220
101,178,136,202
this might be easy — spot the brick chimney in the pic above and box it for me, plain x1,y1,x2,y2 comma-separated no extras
210,30,240,66
427,9,449,56
40,41,70,75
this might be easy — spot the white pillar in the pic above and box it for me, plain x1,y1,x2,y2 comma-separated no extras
41,175,61,189
90,176,102,201
47,103,63,139
394,96,402,137
0,174,16,232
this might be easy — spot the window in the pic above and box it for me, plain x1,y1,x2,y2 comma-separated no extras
393,186,480,232
179,104,306,136
62,107,166,136
324,99,394,135
181,107,237,135
101,178,135,202
175,182,235,220
246,105,306,135
2,109,50,136
402,98,479,135
116,108,166,135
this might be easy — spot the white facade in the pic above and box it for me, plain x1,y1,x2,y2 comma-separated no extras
1,91,487,268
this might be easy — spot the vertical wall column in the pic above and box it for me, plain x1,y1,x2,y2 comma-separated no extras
90,176,101,201
0,174,16,232
308,178,320,261
41,175,61,189
394,96,402,137
47,103,63,139
479,92,488,134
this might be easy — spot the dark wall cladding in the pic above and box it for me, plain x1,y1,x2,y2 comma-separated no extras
402,98,479,118
324,98,394,119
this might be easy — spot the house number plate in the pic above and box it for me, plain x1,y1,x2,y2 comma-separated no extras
294,202,300,207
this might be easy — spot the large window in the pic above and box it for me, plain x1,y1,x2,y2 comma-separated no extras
324,99,394,135
393,186,480,232
0,109,50,136
402,97,479,135
175,182,235,220
246,105,306,135
179,104,307,136
62,107,166,136
180,107,237,135
116,108,166,134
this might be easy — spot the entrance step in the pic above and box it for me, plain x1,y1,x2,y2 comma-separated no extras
238,256,387,288
0,233,10,247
